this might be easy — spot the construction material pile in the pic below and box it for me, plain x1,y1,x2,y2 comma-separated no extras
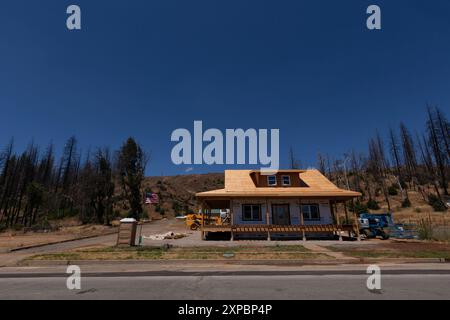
143,231,186,241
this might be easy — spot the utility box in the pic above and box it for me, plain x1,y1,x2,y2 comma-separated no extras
117,218,138,246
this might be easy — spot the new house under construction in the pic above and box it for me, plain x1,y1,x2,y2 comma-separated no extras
196,169,361,240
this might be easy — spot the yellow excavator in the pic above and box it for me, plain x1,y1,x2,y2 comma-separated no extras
182,210,230,230
184,214,217,230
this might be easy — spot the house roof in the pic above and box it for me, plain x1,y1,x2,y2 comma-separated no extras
196,169,361,199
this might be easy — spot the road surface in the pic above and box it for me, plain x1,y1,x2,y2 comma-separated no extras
1,269,449,299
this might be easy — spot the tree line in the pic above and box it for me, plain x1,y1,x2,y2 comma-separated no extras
0,136,147,230
316,106,449,213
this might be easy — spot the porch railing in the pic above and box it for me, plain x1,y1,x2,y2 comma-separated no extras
202,224,355,233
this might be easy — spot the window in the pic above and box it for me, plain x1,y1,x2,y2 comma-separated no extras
302,204,321,221
242,204,262,221
267,175,277,186
282,175,291,186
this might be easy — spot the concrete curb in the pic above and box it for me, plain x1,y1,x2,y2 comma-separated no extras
20,257,448,267
7,230,118,253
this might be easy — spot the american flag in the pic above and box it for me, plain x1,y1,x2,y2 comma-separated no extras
145,192,159,204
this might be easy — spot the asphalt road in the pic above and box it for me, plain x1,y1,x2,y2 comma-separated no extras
1,271,449,300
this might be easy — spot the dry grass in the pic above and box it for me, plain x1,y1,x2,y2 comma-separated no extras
326,241,450,259
28,245,327,261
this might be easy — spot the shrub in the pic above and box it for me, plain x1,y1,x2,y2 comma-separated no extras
388,185,399,196
400,180,407,189
13,224,24,231
367,199,380,210
172,201,182,215
428,194,447,212
30,219,52,232
375,188,382,197
401,198,411,208
349,200,368,214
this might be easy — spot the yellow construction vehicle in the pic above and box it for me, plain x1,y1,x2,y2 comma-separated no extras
176,209,230,230
184,213,219,230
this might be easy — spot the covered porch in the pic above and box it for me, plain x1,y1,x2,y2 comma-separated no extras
198,197,361,241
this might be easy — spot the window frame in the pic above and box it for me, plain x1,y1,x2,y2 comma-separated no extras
267,175,277,186
242,204,262,221
302,204,321,221
281,175,291,186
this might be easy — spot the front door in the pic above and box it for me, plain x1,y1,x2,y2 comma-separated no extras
272,204,290,225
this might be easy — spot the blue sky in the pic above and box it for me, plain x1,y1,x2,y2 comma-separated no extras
1,0,449,176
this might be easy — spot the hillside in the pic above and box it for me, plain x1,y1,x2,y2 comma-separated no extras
142,173,224,218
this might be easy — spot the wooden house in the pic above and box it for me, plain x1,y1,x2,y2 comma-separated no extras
196,169,361,240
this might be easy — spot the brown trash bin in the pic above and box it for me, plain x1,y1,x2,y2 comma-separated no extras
117,218,138,246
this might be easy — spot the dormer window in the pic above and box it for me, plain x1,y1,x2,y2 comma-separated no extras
282,175,291,186
267,175,277,186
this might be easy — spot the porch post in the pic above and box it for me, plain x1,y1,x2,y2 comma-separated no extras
266,198,271,241
351,199,361,241
330,200,342,241
330,200,337,224
200,202,205,240
344,202,349,225
230,199,234,241
299,198,306,241
343,202,350,237
336,201,343,241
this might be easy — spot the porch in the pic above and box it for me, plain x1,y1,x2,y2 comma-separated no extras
198,198,360,241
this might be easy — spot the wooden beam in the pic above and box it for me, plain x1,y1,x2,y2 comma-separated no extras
200,202,205,240
230,199,234,241
335,201,343,241
299,198,306,241
344,201,349,225
265,198,271,241
351,198,361,241
329,200,336,224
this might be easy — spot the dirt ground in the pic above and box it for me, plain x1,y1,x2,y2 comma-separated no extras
0,224,117,252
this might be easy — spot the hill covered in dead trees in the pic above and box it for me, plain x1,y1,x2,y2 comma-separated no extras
0,137,148,231
314,106,449,215
0,106,448,231
141,173,224,218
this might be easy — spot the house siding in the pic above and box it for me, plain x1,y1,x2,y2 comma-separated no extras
232,198,333,225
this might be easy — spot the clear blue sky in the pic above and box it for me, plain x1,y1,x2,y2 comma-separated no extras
1,0,449,176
